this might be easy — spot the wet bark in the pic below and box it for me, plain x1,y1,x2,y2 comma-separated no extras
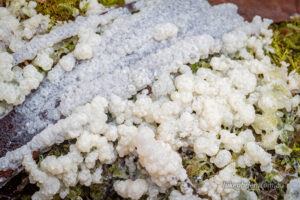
208,0,299,22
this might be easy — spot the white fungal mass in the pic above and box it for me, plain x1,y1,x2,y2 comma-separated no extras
0,0,299,200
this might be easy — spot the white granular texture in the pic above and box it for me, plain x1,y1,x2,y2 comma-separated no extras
3,11,298,199
0,0,245,172
152,23,179,41
7,4,298,200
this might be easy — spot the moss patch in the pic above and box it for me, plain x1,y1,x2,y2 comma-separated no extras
34,0,125,25
267,18,300,73
99,0,125,7
35,0,82,25
50,35,79,64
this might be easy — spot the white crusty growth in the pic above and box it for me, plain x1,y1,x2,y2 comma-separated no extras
153,23,178,41
73,28,101,60
59,53,76,72
114,179,148,200
133,126,187,187
0,52,43,115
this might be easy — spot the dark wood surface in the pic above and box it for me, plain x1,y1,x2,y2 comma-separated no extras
208,0,300,22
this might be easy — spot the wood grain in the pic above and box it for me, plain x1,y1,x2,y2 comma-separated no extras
208,0,300,22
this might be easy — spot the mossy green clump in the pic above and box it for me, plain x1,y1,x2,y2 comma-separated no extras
34,0,125,25
50,35,79,64
183,155,216,186
190,60,210,73
99,0,125,7
277,107,300,154
46,142,71,157
189,54,218,73
36,140,74,168
267,18,300,73
101,158,129,180
65,186,88,200
35,0,82,25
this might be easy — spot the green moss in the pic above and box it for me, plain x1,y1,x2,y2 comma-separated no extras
236,166,285,199
47,142,72,157
31,35,78,73
190,60,210,73
57,160,131,199
189,54,219,73
50,35,79,64
277,108,299,146
65,186,87,199
37,140,74,168
265,171,280,182
183,155,216,186
80,2,90,13
21,195,32,200
267,18,300,73
236,167,251,179
34,0,125,25
89,184,107,200
99,0,125,7
101,159,129,180
274,150,300,175
35,0,81,25
111,162,129,179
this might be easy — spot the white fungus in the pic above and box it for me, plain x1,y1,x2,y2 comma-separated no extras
153,23,178,41
284,178,300,200
73,28,101,60
0,1,298,199
133,126,187,188
33,48,54,71
59,53,76,72
210,150,232,168
114,179,148,200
